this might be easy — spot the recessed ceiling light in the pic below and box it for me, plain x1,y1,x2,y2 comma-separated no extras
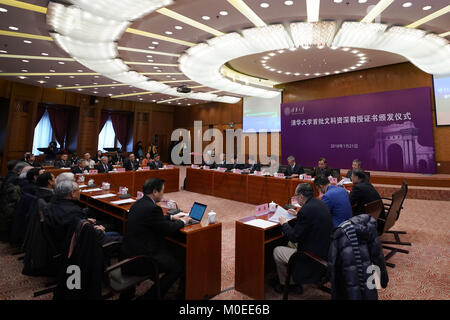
342,47,350,51
157,70,162,72
153,67,159,69
315,73,321,76
139,98,143,101
268,53,276,56
112,82,117,84
93,82,98,85
22,59,29,63
75,84,80,86
343,69,349,72
152,100,156,102
352,50,359,54
277,70,282,73
174,26,183,30
263,56,269,59
284,1,294,5
148,46,155,49
422,6,432,11
77,88,83,91
285,72,291,75
50,70,55,72
23,40,32,44
69,76,75,78
108,93,113,96
402,2,412,8
18,76,26,79
358,0,367,3
58,61,65,64
0,7,8,12
0,50,7,53
278,50,285,54
165,31,173,35
44,76,50,79
77,70,83,72
152,42,159,45
304,73,310,76
37,80,46,84
202,16,210,20
294,73,300,76
41,53,48,56
94,76,100,78
260,3,269,8
148,59,154,62
57,84,62,87
219,11,228,16
8,26,18,31
333,0,343,3
146,55,153,58
93,91,98,94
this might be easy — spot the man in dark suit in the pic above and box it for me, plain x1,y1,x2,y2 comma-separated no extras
21,168,41,195
35,172,56,202
285,156,305,177
124,154,140,171
96,156,113,173
231,155,245,170
25,154,41,168
346,159,361,179
273,183,333,293
120,178,191,299
349,169,383,216
71,159,89,174
150,154,163,170
54,154,72,169
312,157,332,178
245,156,261,173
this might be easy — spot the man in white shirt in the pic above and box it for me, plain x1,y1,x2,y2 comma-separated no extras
84,152,95,169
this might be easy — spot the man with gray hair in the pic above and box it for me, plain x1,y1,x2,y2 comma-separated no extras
272,183,333,294
48,180,120,250
55,172,75,185
97,156,112,173
286,155,304,177
5,161,30,185
346,158,362,179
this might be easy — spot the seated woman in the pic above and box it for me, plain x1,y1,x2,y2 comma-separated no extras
93,150,103,164
141,152,153,167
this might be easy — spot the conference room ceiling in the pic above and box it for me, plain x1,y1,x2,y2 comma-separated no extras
0,0,449,106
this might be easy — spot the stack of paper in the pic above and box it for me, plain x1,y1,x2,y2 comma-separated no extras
269,206,296,223
92,193,116,199
80,188,103,193
111,199,136,205
244,219,278,229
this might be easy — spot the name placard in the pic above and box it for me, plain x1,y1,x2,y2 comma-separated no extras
191,164,200,169
89,169,98,175
218,167,226,172
255,203,269,216
303,175,313,181
276,173,285,178
142,166,150,171
233,169,241,174
116,168,126,172
203,166,210,170
254,171,262,176
166,165,174,169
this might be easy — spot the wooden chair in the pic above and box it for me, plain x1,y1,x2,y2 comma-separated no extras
363,199,384,221
283,251,330,300
377,188,411,268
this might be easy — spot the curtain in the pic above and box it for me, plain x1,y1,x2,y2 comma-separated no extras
110,113,129,148
98,116,122,151
35,105,46,127
99,111,109,133
47,108,69,149
32,109,53,155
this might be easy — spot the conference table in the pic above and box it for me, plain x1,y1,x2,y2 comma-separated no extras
44,168,180,196
185,167,353,205
78,186,222,300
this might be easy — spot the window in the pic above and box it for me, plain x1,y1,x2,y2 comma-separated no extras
98,115,122,151
32,109,60,155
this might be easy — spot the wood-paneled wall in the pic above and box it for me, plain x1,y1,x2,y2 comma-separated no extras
0,79,175,175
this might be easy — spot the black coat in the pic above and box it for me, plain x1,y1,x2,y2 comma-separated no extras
151,160,163,170
124,159,140,171
120,195,184,259
349,182,382,216
312,166,332,178
21,180,38,195
285,163,305,176
54,220,105,300
328,214,389,300
71,166,89,174
96,162,113,173
281,197,333,284
46,198,87,252
26,161,42,168
54,159,72,168
36,187,54,203
246,163,261,173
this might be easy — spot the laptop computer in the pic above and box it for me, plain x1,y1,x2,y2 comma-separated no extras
180,202,207,225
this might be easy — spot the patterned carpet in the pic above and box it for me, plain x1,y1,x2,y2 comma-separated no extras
0,191,449,300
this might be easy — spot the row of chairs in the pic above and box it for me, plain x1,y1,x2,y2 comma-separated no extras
283,181,410,299
10,193,163,300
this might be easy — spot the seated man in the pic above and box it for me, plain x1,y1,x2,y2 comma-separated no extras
25,154,41,168
314,175,353,228
216,153,231,170
35,172,56,202
231,155,246,170
273,183,333,293
84,153,96,169
120,178,191,299
21,168,41,195
245,156,261,173
71,159,89,174
285,156,304,177
346,159,362,179
47,180,120,252
349,169,383,217
54,154,72,169
55,172,75,185
124,154,140,171
150,154,163,170
202,152,216,169
312,158,332,178
97,156,113,173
